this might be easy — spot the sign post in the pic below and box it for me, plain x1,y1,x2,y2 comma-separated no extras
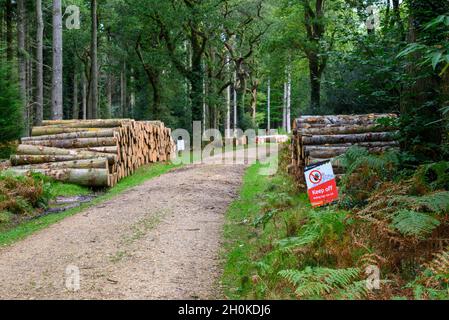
304,161,339,207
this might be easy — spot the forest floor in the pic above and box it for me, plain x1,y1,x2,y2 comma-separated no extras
0,146,275,299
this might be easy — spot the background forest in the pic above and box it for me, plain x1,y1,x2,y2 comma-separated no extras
0,0,448,162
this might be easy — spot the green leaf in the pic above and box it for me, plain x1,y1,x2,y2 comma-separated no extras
391,210,440,238
396,43,425,59
431,51,443,70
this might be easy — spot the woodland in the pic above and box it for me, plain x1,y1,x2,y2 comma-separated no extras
0,0,449,301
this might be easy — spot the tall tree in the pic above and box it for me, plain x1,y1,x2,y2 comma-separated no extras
302,0,329,112
5,0,13,62
17,0,27,133
35,0,44,125
88,0,98,119
52,0,63,120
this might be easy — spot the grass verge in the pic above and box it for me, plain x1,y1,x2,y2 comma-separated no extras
222,148,449,300
0,162,179,247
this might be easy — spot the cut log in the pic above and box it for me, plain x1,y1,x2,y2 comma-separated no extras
76,146,118,154
40,119,130,128
7,168,110,187
296,114,397,126
299,125,397,136
32,127,104,137
24,137,117,148
16,145,117,164
307,147,398,159
22,129,115,142
305,141,399,149
41,119,130,126
302,132,397,145
10,154,102,166
11,158,108,170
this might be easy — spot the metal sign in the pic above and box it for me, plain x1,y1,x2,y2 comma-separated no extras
304,161,339,207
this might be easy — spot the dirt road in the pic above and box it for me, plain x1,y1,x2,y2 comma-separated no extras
0,163,246,299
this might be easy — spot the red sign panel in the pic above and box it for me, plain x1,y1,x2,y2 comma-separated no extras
304,161,339,207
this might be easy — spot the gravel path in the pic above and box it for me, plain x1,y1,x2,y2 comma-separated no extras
0,163,246,299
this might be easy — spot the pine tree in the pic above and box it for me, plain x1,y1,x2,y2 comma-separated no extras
0,64,23,142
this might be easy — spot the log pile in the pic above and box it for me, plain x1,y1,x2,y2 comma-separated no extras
8,119,175,187
291,114,399,186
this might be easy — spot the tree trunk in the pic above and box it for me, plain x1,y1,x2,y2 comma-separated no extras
22,129,115,141
73,72,79,119
12,158,109,170
35,0,44,126
25,137,117,149
287,70,292,133
190,56,204,124
9,168,109,187
302,132,397,145
82,73,87,120
267,78,271,131
250,80,258,125
5,0,13,62
309,56,321,113
17,0,28,134
52,0,64,120
121,62,127,118
283,81,287,130
89,0,98,119
10,154,109,166
107,73,113,118
226,55,231,138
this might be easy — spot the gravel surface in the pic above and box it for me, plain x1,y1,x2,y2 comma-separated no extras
0,164,245,300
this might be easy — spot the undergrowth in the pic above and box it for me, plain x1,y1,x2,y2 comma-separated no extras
223,145,449,300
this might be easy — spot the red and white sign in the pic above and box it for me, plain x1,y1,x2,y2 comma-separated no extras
304,161,339,207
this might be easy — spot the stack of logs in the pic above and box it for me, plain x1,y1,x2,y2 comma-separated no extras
8,119,175,187
291,114,399,186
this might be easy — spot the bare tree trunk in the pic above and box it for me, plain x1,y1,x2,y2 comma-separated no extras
52,0,64,120
267,78,271,131
35,0,44,125
283,81,287,130
82,73,87,120
107,73,113,118
233,71,237,132
89,0,98,119
73,73,79,119
17,0,28,134
287,69,292,133
250,80,258,125
226,54,231,138
5,0,13,62
130,68,135,119
121,62,127,118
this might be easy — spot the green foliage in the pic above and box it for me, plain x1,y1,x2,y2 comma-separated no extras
398,15,449,76
390,210,440,238
278,209,347,252
0,63,22,143
0,172,51,220
278,267,363,299
391,191,449,214
413,162,449,192
338,146,402,207
406,249,449,300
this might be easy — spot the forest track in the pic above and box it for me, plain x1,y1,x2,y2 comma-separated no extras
0,146,275,299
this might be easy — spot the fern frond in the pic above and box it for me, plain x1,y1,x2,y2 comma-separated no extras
425,250,449,279
390,210,440,238
279,267,362,299
390,191,449,214
335,280,369,300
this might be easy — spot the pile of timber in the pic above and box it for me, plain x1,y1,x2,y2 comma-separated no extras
291,114,399,186
8,119,175,187
257,135,289,144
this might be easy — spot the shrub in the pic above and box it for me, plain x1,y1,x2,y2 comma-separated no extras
0,62,23,143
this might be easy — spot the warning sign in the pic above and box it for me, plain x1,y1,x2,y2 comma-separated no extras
304,161,339,207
